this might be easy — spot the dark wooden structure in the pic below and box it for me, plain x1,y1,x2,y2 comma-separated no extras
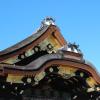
0,17,100,100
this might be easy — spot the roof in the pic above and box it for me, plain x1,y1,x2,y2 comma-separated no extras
0,17,99,87
0,17,57,56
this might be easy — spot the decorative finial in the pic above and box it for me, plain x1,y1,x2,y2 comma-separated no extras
67,42,82,54
41,17,55,26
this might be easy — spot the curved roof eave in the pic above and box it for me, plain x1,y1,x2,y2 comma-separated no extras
0,25,49,56
85,60,100,76
1,53,100,84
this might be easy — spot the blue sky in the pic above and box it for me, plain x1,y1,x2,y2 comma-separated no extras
0,0,100,72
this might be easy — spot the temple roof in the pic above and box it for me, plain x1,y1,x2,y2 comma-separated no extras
0,18,99,98
0,17,58,56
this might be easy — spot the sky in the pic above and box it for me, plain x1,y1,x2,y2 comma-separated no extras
0,0,100,73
